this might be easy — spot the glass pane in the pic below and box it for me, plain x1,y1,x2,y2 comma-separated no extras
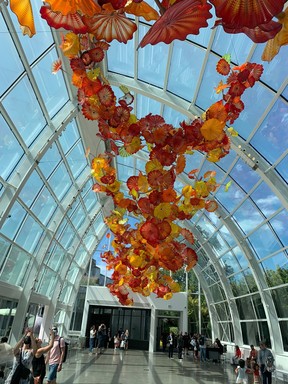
1,202,26,240
232,200,263,235
261,252,288,287
107,38,134,77
138,25,169,88
0,246,30,286
269,210,288,247
229,272,249,296
32,187,57,225
66,142,88,179
15,216,43,253
241,321,270,348
276,154,288,183
35,268,57,297
212,28,253,64
2,76,46,146
136,94,161,118
59,120,80,154
247,224,282,259
215,180,246,212
0,14,24,95
279,321,288,352
229,159,261,193
250,182,282,217
32,48,69,118
38,143,61,178
271,287,288,318
236,294,265,320
0,114,24,180
47,245,65,272
19,170,43,207
233,83,274,140
49,163,72,201
168,41,205,101
9,0,53,63
250,98,288,164
220,252,241,276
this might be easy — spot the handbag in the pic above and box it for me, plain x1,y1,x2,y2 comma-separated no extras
10,350,31,384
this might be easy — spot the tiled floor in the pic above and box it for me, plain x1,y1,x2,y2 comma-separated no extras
57,348,238,384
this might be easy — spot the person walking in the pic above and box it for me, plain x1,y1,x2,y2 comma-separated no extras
89,325,96,355
45,326,65,384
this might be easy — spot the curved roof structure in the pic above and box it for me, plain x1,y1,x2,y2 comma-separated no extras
0,0,288,364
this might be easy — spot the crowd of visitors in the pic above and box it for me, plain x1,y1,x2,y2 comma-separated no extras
233,342,275,384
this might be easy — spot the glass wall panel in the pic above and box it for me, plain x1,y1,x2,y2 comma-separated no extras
261,252,288,287
19,170,43,207
220,252,241,276
229,272,249,296
250,183,282,217
247,225,282,259
46,244,65,272
32,48,68,118
235,294,265,320
38,144,61,178
0,202,26,239
269,210,288,246
66,142,88,179
32,187,57,225
229,159,261,193
49,163,72,201
279,321,288,352
0,246,30,286
0,238,10,268
35,268,57,297
241,321,270,347
233,246,249,270
2,76,47,146
15,215,43,253
215,180,246,212
0,14,24,95
271,287,288,318
232,200,263,235
167,41,205,101
138,25,168,88
0,114,24,180
0,297,18,338
214,302,230,321
209,233,228,257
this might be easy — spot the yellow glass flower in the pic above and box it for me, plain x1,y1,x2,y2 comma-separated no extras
60,32,80,58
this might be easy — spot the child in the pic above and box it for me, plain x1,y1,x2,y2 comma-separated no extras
253,363,260,384
114,334,120,349
235,359,246,384
245,357,254,384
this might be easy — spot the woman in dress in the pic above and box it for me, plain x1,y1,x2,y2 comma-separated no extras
5,328,37,384
32,329,55,383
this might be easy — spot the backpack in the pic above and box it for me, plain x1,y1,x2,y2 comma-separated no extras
265,356,275,372
58,337,69,363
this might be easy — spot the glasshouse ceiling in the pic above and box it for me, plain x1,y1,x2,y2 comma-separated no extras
0,0,288,350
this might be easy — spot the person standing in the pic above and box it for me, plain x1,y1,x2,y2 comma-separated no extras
249,345,258,362
46,326,65,384
32,329,55,384
177,332,184,360
89,326,96,355
258,341,274,384
5,328,37,384
199,334,206,362
167,332,174,359
182,332,190,356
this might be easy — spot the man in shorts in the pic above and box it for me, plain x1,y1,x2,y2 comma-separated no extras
46,326,65,384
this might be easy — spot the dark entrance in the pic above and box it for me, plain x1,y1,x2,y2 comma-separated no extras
85,309,111,347
156,316,179,352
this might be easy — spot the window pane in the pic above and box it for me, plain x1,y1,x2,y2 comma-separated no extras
15,215,43,253
0,115,24,180
271,287,288,318
0,246,30,286
2,76,46,146
261,252,288,287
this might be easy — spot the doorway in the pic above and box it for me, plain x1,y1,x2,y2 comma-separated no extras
156,317,179,352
